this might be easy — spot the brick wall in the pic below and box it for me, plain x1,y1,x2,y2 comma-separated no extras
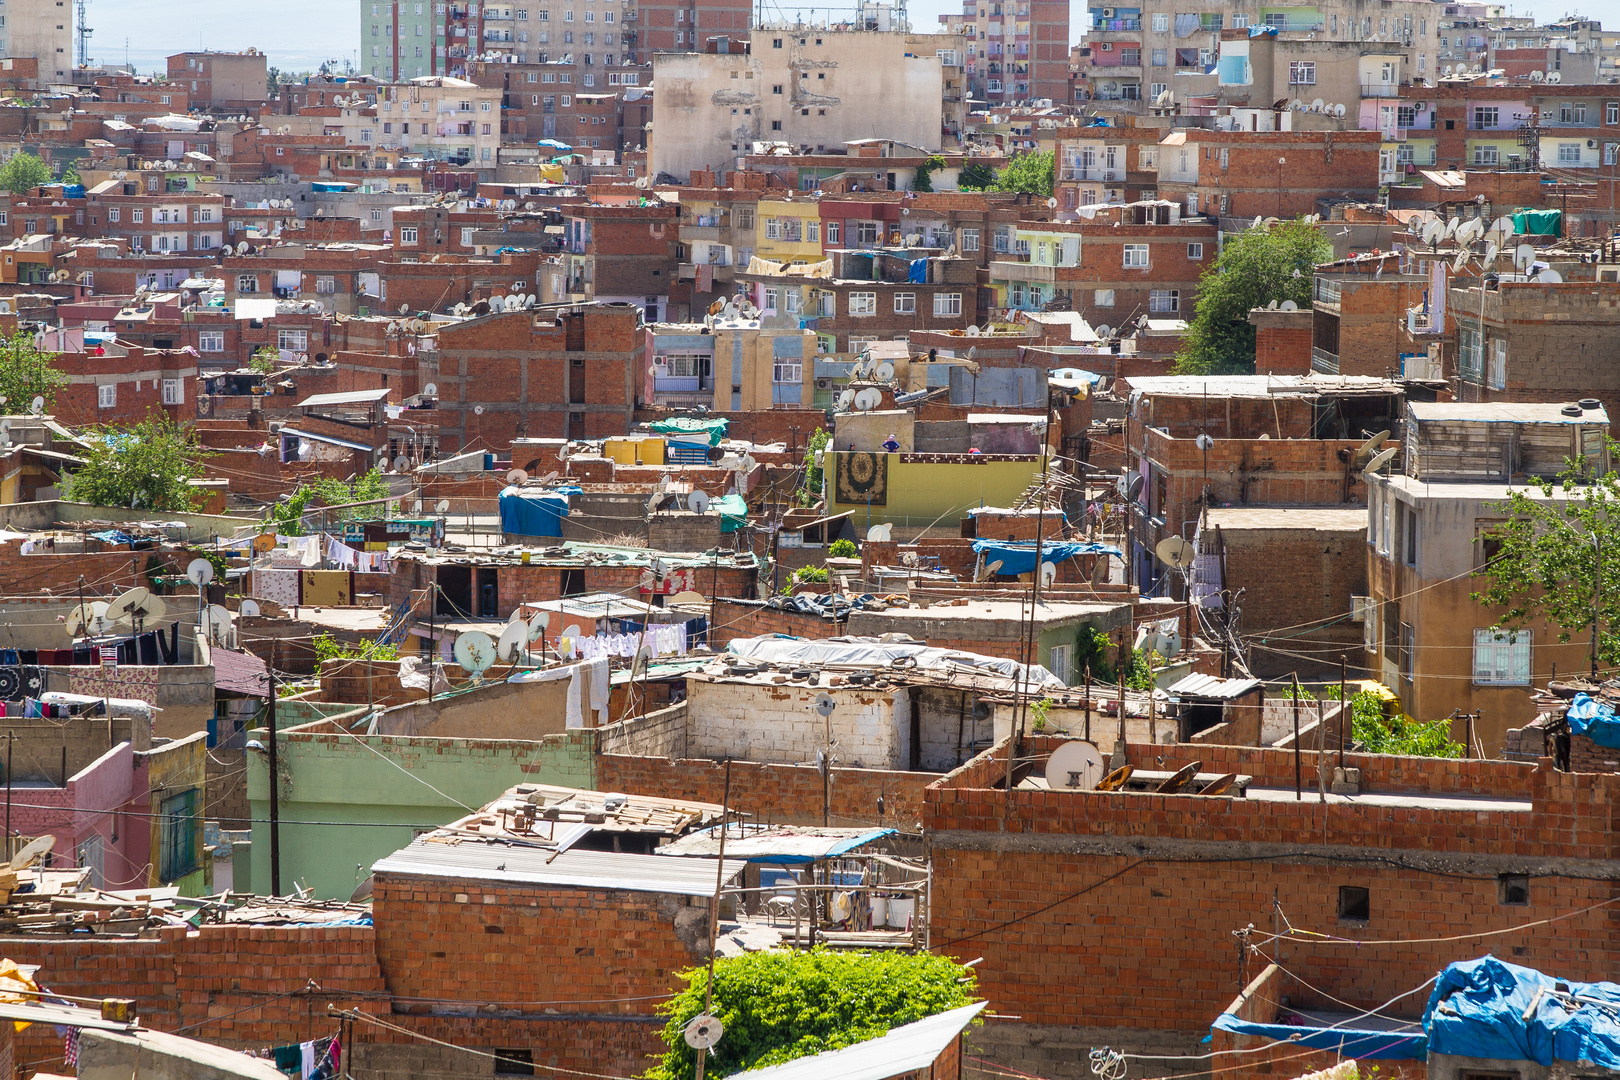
710,597,842,646
0,547,169,595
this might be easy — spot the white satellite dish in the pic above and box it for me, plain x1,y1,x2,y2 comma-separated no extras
1548,71,1561,84
239,599,262,618
866,523,892,542
688,490,711,514
874,361,895,382
453,630,496,678
422,382,438,397
683,1015,724,1051
28,396,43,416
1045,740,1104,790
965,325,981,336
1332,103,1346,118
1422,219,1443,246
186,558,215,586
1514,244,1536,270
1538,269,1563,283
855,388,882,411
527,610,551,641
1279,300,1297,311
107,587,166,627
1362,445,1398,477
394,455,409,471
506,468,529,484
1483,241,1499,268
205,604,234,644
837,389,856,410
1039,561,1057,587
496,620,527,664
412,499,424,514
435,500,451,514
561,623,583,642
1445,216,1460,237
1311,98,1325,111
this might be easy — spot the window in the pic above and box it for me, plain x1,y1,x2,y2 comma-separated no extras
1557,142,1581,165
1498,874,1529,906
1403,505,1419,567
97,384,116,409
773,358,802,383
1140,148,1158,169
1289,61,1316,85
960,226,979,251
856,221,880,244
1398,621,1413,682
1151,11,1168,31
495,1049,535,1077
461,227,477,246
826,221,839,245
848,292,876,316
198,331,224,352
1459,326,1483,378
1473,146,1499,166
1187,242,1203,260
1473,106,1498,128
131,209,144,224
806,220,818,242
401,226,419,243
161,378,183,405
1489,338,1507,390
1122,244,1149,268
1094,289,1115,307
107,207,120,223
1609,102,1620,125
1473,628,1530,686
160,789,198,882
1148,289,1179,312
1150,48,1166,66
762,287,779,313
278,329,309,352
1337,886,1369,922
236,274,259,293
770,120,782,131
316,275,337,294
933,292,962,316
894,292,915,314
1048,643,1072,685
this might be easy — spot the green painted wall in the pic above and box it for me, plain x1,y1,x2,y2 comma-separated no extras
245,727,598,900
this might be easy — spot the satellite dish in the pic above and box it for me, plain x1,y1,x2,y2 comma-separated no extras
453,630,496,677
527,610,552,641
1096,324,1112,338
855,388,882,411
497,620,528,664
8,835,56,871
1483,241,1499,268
507,468,530,484
394,455,410,471
1538,269,1563,283
874,361,895,382
1046,197,1058,209
1155,536,1197,571
412,499,424,514
965,325,981,336
977,558,1004,581
240,600,262,618
683,1015,724,1051
671,590,705,606
688,490,711,514
1278,300,1297,311
186,558,215,586
1445,216,1460,237
435,500,451,514
474,405,485,415
107,587,165,626
28,396,43,416
422,382,438,397
1039,561,1057,587
1362,446,1398,477
867,523,892,542
1311,97,1325,111
561,623,584,644
1453,250,1469,273
205,604,234,644
1514,244,1536,270
813,692,836,717
1045,740,1104,791
1332,103,1346,118
1354,430,1391,466
1421,220,1443,246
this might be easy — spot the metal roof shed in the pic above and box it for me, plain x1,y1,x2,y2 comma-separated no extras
729,1002,988,1080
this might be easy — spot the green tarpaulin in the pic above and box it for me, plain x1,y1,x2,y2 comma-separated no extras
1512,208,1561,237
714,492,749,533
648,417,730,446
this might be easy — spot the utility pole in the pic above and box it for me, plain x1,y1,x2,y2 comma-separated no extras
268,639,281,897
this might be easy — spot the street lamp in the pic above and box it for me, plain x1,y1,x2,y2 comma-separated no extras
1277,156,1287,217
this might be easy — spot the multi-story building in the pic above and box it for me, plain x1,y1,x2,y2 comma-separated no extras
2,0,72,83
165,52,270,110
649,28,970,184
644,319,817,411
1054,118,1165,207
368,77,503,165
363,0,653,81
82,189,228,255
560,196,678,320
1154,127,1382,220
938,0,1069,105
1396,79,1620,178
465,58,650,151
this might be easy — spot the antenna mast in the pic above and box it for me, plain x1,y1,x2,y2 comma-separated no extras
75,0,92,68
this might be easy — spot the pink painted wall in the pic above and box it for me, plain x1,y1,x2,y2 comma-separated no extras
5,743,149,889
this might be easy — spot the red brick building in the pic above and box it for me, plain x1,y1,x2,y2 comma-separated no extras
1155,129,1382,220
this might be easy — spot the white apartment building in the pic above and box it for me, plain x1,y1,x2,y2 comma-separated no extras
354,77,503,165
2,0,73,82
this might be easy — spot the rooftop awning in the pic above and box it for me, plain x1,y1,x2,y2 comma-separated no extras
297,388,393,408
280,428,375,453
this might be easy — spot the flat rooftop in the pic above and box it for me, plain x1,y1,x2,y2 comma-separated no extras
1203,506,1369,531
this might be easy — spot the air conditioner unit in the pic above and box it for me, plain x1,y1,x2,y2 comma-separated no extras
1589,139,1598,148
268,421,285,434
1350,595,1373,623
1102,6,1115,15
815,378,832,389
1099,42,1113,51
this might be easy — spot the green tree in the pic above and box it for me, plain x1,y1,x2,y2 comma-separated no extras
1328,688,1463,757
910,154,946,193
266,65,283,98
985,150,1054,197
797,427,829,507
0,329,67,410
313,633,399,664
1173,219,1331,376
828,538,858,558
957,162,996,191
266,469,394,536
58,163,80,186
649,950,978,1080
249,346,279,375
0,152,50,195
1471,455,1620,671
64,414,214,511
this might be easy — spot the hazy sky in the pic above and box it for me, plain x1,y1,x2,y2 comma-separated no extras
83,0,1620,69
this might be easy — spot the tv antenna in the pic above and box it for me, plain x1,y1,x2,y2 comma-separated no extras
76,0,93,69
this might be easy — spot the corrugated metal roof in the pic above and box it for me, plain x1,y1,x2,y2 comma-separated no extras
211,647,268,698
372,840,744,897
731,1003,987,1080
280,427,375,453
1409,401,1608,425
658,824,896,864
1167,673,1262,700
297,388,393,408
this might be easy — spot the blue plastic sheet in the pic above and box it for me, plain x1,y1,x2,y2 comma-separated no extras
909,259,929,283
1564,693,1620,749
970,539,1121,577
498,485,574,537
1209,1013,1427,1061
1424,955,1620,1068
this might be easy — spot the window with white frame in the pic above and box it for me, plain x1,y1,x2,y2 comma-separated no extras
161,378,183,405
401,227,418,243
894,292,916,314
762,287,779,312
316,276,337,294
933,292,962,316
277,329,309,351
236,274,259,293
806,220,819,242
848,292,876,316
1122,244,1149,267
784,289,801,314
1459,326,1483,378
659,353,707,377
1289,61,1316,84
1094,289,1115,306
1490,338,1506,390
856,221,880,244
960,226,979,251
1149,289,1179,312
818,292,835,316
1048,643,1072,684
1187,242,1203,259
1473,628,1530,685
1473,145,1499,166
107,208,120,222
461,227,476,245
1557,142,1581,164
773,358,802,384
1151,12,1168,31
198,331,224,352
97,384,116,409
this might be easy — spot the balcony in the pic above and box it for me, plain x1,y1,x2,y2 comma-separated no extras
1091,18,1141,31
1311,346,1340,374
1406,307,1442,335
1060,166,1125,182
1258,17,1325,31
989,258,1056,284
1360,81,1399,97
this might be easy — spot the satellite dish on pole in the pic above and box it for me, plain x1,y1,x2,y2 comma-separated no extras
205,604,234,646
813,692,836,717
453,630,496,682
1155,536,1197,571
239,599,262,618
1352,430,1390,468
1039,561,1058,587
688,490,711,514
527,609,551,642
1045,740,1104,791
1362,445,1398,477
506,468,530,485
107,587,166,629
683,1015,724,1051
186,559,215,586
497,620,527,664
866,523,892,542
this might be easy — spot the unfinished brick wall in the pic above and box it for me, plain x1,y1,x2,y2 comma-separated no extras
0,548,170,595
709,597,841,646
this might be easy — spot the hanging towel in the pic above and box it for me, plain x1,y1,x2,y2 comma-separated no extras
564,666,585,729
585,655,611,725
300,1040,317,1080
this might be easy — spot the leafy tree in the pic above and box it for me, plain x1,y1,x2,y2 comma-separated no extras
64,414,214,511
985,150,1054,197
1173,219,1331,376
910,154,946,193
266,469,394,536
266,66,283,98
797,427,829,507
1330,688,1463,757
957,162,996,191
0,152,50,194
650,950,978,1080
313,633,399,664
249,346,279,375
58,163,80,186
828,538,858,558
0,329,67,410
1472,455,1620,671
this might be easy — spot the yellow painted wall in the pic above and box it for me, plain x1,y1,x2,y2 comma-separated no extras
604,436,666,465
825,452,1044,527
755,200,826,264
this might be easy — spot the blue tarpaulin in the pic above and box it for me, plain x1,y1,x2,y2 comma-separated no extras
1564,693,1620,749
909,259,929,283
1424,956,1620,1069
970,539,1121,576
498,485,577,537
1209,1013,1427,1061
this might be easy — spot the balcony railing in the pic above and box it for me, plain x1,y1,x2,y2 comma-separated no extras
1311,346,1340,374
1061,166,1125,181
1090,18,1141,30
1259,17,1325,31
1361,82,1399,97
1407,307,1441,335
